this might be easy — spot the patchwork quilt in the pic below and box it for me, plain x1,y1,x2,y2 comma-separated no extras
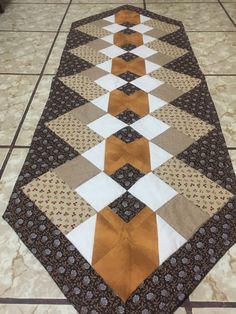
3,5,236,314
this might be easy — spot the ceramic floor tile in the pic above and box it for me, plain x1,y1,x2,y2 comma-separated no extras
10,0,69,3
16,76,53,145
0,32,55,73
193,309,236,314
146,3,235,31
223,3,236,23
0,219,65,299
0,149,65,298
73,0,142,3
0,75,38,145
0,4,66,31
188,32,236,75
0,149,8,170
190,244,236,301
0,304,76,314
61,3,143,31
45,33,68,75
229,150,236,174
206,76,236,147
174,308,186,314
0,149,28,216
147,0,217,2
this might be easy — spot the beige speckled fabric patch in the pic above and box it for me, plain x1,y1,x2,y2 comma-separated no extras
144,18,180,33
22,171,96,234
151,104,215,140
154,157,234,215
59,74,107,100
150,67,201,93
76,23,111,38
146,39,187,58
69,45,110,65
46,111,103,153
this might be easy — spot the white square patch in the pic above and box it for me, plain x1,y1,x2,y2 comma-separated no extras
131,115,170,140
75,172,126,211
132,75,164,92
95,73,126,92
87,114,126,138
132,45,156,58
103,23,126,33
149,142,172,170
129,173,178,211
91,93,110,112
130,24,153,34
100,45,126,58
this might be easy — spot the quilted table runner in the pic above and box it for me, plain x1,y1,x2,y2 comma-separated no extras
3,5,236,314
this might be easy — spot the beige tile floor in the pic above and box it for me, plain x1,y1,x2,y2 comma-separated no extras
0,0,235,313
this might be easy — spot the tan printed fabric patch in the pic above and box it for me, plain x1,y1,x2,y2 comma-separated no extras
151,104,215,140
59,74,107,100
76,23,111,38
155,157,234,215
144,18,180,33
150,68,201,93
69,45,110,65
146,39,187,59
22,171,96,234
46,111,104,153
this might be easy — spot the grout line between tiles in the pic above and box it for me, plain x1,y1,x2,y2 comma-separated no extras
1,29,236,33
0,30,69,33
0,145,31,149
0,298,70,305
184,297,193,314
0,73,54,76
3,2,69,4
218,0,236,27
2,73,236,76
145,1,226,4
189,301,236,308
7,1,69,3
143,0,146,10
0,0,72,180
205,74,236,76
185,307,193,314
0,297,236,308
187,30,236,32
228,147,236,150
4,1,145,4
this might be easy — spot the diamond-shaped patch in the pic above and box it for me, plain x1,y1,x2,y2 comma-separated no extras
120,44,137,51
118,71,140,82
111,163,145,189
118,82,140,95
109,191,146,222
116,110,141,124
118,52,139,61
114,126,143,143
